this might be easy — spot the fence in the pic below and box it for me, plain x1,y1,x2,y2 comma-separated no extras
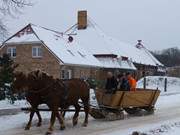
143,77,167,92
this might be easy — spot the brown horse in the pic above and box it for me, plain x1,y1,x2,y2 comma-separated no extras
61,78,90,126
12,70,66,134
12,70,90,133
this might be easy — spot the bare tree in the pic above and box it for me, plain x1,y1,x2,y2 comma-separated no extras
0,0,32,41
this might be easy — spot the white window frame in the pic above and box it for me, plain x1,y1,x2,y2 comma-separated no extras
7,47,16,58
61,69,72,79
32,46,42,58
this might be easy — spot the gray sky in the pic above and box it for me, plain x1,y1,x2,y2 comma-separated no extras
6,0,180,50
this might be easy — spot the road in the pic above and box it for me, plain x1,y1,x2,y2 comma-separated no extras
1,94,180,135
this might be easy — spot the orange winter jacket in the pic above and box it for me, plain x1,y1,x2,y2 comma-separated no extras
128,77,137,91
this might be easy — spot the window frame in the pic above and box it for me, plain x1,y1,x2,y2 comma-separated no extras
61,69,72,79
32,46,43,58
7,47,16,58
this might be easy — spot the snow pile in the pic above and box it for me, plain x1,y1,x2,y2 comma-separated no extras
0,99,28,110
137,76,180,95
147,122,180,135
133,121,180,135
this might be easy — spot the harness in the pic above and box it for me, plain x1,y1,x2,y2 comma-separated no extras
27,82,55,94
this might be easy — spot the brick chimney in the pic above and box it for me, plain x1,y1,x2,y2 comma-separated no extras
78,10,87,30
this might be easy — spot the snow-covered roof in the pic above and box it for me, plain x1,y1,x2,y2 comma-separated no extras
65,18,163,67
109,38,164,66
3,19,163,69
3,24,102,68
65,19,123,56
96,57,136,70
3,23,137,70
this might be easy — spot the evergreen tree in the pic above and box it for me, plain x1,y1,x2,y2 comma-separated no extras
0,54,16,103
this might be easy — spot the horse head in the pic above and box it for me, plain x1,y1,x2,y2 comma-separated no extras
12,71,28,93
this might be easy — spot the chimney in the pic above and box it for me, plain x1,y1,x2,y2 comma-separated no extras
137,40,142,45
78,10,87,30
136,40,144,49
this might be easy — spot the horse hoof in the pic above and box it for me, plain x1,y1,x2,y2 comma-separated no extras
82,123,88,127
45,131,52,135
24,126,30,130
60,126,65,130
73,121,78,126
37,122,42,127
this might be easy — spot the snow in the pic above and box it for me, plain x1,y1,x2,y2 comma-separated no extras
32,24,103,68
0,111,51,131
1,80,180,135
137,76,180,95
0,99,27,110
6,33,39,43
108,37,163,67
65,19,136,70
3,24,102,68
1,89,180,135
96,57,136,70
99,92,180,135
3,19,163,69
65,18,163,67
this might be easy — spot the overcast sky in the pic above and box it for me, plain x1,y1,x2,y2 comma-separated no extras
6,0,180,51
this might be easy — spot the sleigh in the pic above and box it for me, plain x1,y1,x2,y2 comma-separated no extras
89,88,160,120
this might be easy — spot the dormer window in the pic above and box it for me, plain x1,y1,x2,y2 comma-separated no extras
7,47,16,58
32,46,42,58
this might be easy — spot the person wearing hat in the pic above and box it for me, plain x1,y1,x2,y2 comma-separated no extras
105,72,118,93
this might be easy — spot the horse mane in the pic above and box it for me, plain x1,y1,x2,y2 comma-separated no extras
29,70,52,80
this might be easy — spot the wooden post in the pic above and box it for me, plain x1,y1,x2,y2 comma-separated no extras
143,77,146,89
164,78,167,92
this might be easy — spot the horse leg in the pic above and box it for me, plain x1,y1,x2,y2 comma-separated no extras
54,110,66,130
60,109,66,118
25,108,35,130
62,110,66,118
73,104,81,126
82,98,89,127
46,111,56,135
35,110,42,127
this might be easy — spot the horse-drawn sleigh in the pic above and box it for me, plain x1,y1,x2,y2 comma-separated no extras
89,88,160,120
12,70,160,135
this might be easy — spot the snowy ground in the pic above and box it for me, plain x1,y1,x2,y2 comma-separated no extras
0,76,180,135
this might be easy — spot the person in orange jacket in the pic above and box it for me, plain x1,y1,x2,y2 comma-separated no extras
126,72,137,91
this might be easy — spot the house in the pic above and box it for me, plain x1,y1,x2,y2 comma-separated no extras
0,24,103,79
0,10,164,81
133,40,165,78
64,11,137,80
65,11,164,79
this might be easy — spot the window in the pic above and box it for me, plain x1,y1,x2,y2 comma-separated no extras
61,69,72,79
7,47,16,58
32,46,42,58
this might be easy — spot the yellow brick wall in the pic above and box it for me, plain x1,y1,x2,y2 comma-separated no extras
0,43,61,78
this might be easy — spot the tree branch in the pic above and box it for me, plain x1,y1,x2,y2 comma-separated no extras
0,0,32,41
